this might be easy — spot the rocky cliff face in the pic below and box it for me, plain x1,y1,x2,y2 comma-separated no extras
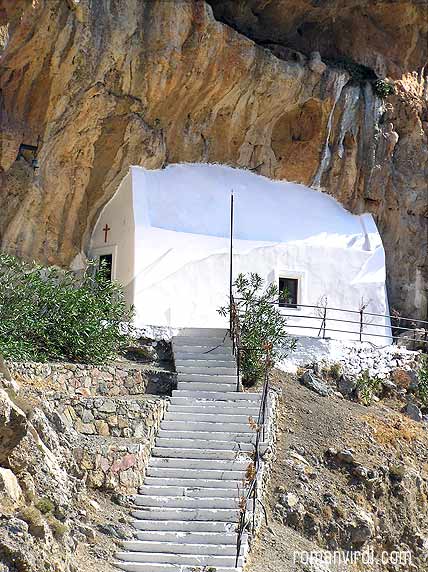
0,0,427,319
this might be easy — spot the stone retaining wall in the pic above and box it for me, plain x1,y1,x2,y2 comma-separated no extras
54,395,168,439
50,396,169,492
7,360,176,397
74,437,159,492
279,337,419,378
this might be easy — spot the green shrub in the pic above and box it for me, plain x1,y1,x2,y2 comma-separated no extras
219,273,295,386
329,362,342,381
416,354,428,408
35,497,54,514
0,254,134,363
373,79,395,99
19,506,43,527
45,514,68,539
356,369,382,406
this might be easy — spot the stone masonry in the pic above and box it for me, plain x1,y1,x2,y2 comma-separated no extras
7,360,176,397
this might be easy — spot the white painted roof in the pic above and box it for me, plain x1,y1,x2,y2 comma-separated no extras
130,163,380,251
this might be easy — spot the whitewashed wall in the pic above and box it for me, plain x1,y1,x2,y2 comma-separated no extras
90,163,391,343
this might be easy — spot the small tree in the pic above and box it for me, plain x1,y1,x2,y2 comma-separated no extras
0,254,134,363
219,273,295,386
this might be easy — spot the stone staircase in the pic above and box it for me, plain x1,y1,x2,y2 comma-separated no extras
116,328,268,572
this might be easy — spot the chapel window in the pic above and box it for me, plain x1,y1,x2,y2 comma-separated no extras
279,277,299,308
99,253,113,281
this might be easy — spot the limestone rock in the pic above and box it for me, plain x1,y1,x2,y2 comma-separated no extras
0,467,23,504
337,374,357,397
0,0,426,321
348,510,375,546
95,420,110,436
309,52,327,75
300,371,333,397
0,388,27,465
280,492,299,509
404,402,423,422
397,329,428,351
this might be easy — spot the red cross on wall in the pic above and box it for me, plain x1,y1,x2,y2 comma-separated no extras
103,224,111,243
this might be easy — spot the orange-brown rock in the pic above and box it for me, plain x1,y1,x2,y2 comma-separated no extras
0,0,427,320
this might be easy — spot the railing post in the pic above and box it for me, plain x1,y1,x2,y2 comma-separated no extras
318,306,327,338
323,307,327,339
229,192,234,335
359,308,364,342
236,348,241,392
252,484,256,532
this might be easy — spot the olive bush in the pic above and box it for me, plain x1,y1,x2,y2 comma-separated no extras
219,273,295,386
0,254,134,363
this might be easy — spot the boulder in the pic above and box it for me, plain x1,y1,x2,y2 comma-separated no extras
404,402,423,422
397,329,427,351
300,371,333,397
349,510,374,546
337,374,357,397
0,389,27,465
0,467,23,504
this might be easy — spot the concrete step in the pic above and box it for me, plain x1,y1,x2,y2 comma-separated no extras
160,420,255,433
117,552,243,567
116,562,241,572
116,552,243,572
149,457,250,471
167,403,260,415
175,353,235,362
172,390,260,401
163,411,255,424
173,346,233,356
133,495,239,509
155,437,257,452
173,336,232,347
138,485,243,498
157,429,258,443
177,373,237,383
178,328,229,337
143,476,243,489
176,382,237,392
131,519,238,533
146,467,246,480
122,540,242,556
152,447,251,461
134,530,244,544
177,365,237,375
132,507,240,522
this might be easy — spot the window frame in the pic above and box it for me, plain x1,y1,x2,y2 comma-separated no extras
278,277,299,308
276,269,305,312
91,245,118,281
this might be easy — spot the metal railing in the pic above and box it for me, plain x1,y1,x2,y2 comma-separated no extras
230,294,242,390
235,346,271,567
233,297,428,349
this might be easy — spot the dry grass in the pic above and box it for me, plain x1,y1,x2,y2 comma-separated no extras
19,505,44,527
363,413,425,447
245,461,256,484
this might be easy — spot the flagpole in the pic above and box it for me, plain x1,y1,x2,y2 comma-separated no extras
229,191,234,334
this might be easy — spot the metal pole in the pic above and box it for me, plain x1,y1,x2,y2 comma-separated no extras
237,348,241,392
229,191,234,335
323,307,327,339
359,309,364,342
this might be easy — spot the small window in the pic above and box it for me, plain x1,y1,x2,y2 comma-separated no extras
99,253,113,281
279,277,299,308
